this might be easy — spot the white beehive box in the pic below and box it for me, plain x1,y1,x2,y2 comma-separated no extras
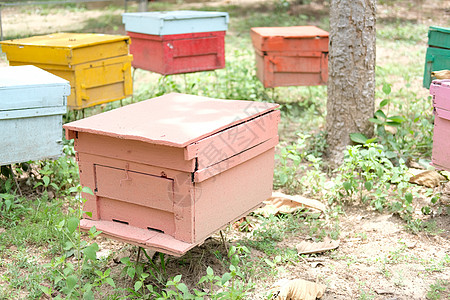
0,65,70,165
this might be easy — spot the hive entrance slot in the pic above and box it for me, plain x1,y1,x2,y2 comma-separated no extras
112,219,129,225
148,227,164,234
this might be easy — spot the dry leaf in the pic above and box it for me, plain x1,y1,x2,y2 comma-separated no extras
384,125,397,134
255,192,326,217
296,238,340,255
407,160,425,169
441,171,450,180
406,168,426,177
408,170,446,188
271,278,326,300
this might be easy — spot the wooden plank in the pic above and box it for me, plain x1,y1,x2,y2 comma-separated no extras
185,110,280,166
76,152,185,180
194,148,274,241
122,11,229,36
0,65,70,111
251,26,329,52
171,173,196,243
95,164,174,212
0,106,66,120
96,196,176,236
194,136,278,182
0,115,64,165
79,219,196,257
0,33,130,65
431,80,450,110
269,55,322,73
172,36,219,57
80,219,158,245
74,132,195,172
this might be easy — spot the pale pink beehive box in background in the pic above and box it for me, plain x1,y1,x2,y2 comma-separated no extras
250,26,329,88
63,93,280,256
430,79,450,171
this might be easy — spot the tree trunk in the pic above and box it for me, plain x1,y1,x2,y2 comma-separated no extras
138,0,147,12
326,0,376,167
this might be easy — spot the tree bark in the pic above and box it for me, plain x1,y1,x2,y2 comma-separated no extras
326,0,376,167
138,0,147,12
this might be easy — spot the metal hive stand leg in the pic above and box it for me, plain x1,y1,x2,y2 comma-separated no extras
219,230,228,253
11,165,22,197
134,246,142,279
131,67,137,104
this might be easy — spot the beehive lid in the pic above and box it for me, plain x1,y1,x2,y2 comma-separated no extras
0,65,70,112
252,26,329,39
0,33,130,65
428,26,450,49
63,93,278,148
0,32,129,50
122,10,229,35
251,26,329,52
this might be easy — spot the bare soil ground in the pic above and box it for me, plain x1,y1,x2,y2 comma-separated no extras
0,1,449,299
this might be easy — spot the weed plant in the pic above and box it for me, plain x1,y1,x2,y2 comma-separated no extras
120,244,253,299
427,279,449,300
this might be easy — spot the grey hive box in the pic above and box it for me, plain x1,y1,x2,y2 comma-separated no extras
0,65,70,165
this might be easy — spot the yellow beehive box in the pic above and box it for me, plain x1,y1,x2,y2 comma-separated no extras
0,33,133,110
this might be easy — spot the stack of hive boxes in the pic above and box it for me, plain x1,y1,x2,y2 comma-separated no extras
122,10,229,75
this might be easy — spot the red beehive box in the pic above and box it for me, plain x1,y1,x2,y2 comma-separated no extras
127,31,225,75
63,93,279,256
122,11,229,75
250,26,329,88
430,79,450,171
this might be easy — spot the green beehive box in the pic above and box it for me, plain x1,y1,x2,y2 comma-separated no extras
428,26,450,49
423,26,450,89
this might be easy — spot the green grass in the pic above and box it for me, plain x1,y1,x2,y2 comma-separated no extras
0,248,50,299
427,279,450,300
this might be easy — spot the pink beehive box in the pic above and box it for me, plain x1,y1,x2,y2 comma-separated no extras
430,79,450,171
63,93,280,256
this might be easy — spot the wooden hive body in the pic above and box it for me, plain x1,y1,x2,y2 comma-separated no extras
122,11,228,75
250,26,329,88
64,93,279,256
0,65,70,165
430,79,450,171
423,26,450,89
0,33,133,110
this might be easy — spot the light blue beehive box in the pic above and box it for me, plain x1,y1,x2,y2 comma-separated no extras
122,10,229,35
0,65,70,165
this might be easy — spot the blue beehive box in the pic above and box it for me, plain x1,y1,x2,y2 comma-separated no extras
122,10,229,36
0,65,70,165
